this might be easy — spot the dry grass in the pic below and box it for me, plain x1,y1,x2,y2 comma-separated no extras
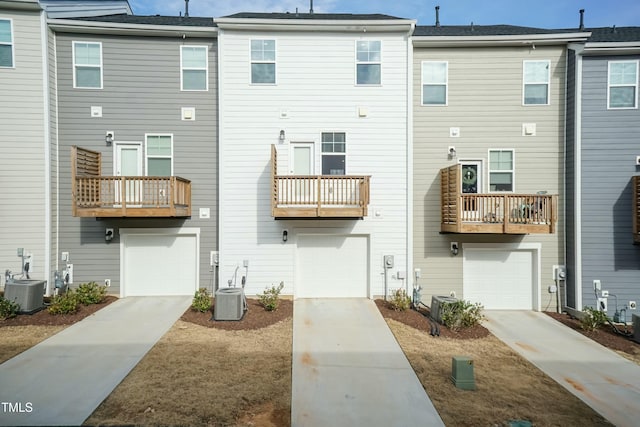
386,318,612,427
0,325,65,363
84,319,292,427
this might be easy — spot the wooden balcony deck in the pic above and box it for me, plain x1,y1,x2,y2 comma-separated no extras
271,145,370,218
634,176,640,244
441,165,557,234
71,146,191,218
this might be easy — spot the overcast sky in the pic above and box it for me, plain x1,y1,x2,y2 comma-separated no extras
127,0,639,29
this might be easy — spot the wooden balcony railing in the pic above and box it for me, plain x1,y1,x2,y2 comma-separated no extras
633,176,640,243
441,164,557,234
71,146,191,218
271,145,370,218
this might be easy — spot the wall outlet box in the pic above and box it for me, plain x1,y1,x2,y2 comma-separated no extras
602,290,609,297
597,297,608,312
593,279,601,290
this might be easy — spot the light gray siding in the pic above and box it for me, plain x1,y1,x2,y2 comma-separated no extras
413,45,566,310
0,7,49,287
578,54,640,313
54,31,218,295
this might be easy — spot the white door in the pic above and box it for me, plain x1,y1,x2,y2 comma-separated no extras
463,248,534,309
121,231,198,297
296,234,368,298
290,143,314,203
460,160,482,219
114,142,142,204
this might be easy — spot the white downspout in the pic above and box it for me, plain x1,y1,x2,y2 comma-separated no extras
574,46,584,311
41,10,52,296
406,25,415,298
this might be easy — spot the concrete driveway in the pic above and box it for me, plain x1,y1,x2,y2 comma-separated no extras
484,310,640,427
291,298,444,427
0,296,191,426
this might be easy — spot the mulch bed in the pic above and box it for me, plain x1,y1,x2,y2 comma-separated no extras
181,298,293,330
0,296,118,328
545,311,638,355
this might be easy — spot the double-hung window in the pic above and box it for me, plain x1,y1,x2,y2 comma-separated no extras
181,46,208,91
356,40,381,85
523,60,550,105
608,60,638,109
422,61,447,105
489,149,514,192
73,41,102,89
321,132,346,175
0,18,13,68
146,135,173,176
251,39,276,84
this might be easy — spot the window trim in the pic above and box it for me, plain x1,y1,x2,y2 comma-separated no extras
72,41,103,89
607,60,639,110
355,40,382,86
180,45,209,91
250,38,276,85
488,149,515,193
145,133,174,177
320,131,347,176
421,60,448,106
522,60,550,106
0,17,14,68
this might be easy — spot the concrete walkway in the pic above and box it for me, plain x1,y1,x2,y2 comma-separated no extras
484,310,640,427
0,296,191,426
291,298,444,427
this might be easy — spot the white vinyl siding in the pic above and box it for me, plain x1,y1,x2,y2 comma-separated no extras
145,134,173,176
251,39,275,84
356,40,381,85
489,149,514,192
421,61,447,105
181,45,208,91
0,18,14,68
608,60,638,109
73,41,102,89
523,60,550,105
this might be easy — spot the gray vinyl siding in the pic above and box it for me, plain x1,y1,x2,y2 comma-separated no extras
579,54,640,313
54,32,218,295
0,8,48,286
565,49,576,308
413,45,566,310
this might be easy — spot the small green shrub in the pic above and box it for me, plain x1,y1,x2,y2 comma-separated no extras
76,281,107,305
389,288,412,311
259,281,284,311
0,296,20,320
440,299,484,332
192,288,213,313
48,290,79,315
580,306,608,331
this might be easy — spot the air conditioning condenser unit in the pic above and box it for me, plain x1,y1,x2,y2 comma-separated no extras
4,280,46,313
214,288,245,321
431,295,458,324
633,314,640,344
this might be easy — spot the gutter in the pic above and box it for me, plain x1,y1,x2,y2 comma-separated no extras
214,18,416,33
412,32,591,47
47,18,218,37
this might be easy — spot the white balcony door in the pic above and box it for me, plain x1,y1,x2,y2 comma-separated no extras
290,142,314,204
114,141,142,205
460,160,482,220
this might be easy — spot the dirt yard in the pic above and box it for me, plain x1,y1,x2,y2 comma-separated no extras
2,296,637,426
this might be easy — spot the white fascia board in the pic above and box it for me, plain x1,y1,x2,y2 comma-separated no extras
47,19,218,38
412,32,591,47
215,18,416,34
0,0,41,11
582,41,640,56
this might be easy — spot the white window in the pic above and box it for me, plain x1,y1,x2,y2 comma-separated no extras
73,41,102,89
321,132,346,175
422,61,447,105
181,46,208,91
146,134,173,176
489,149,514,192
608,60,638,109
251,39,275,84
0,18,13,68
523,60,550,105
356,40,381,85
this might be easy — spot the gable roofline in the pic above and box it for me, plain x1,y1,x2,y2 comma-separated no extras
48,16,217,38
215,13,415,33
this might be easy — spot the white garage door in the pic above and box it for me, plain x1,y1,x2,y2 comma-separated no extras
122,231,198,297
463,249,533,310
296,234,368,298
